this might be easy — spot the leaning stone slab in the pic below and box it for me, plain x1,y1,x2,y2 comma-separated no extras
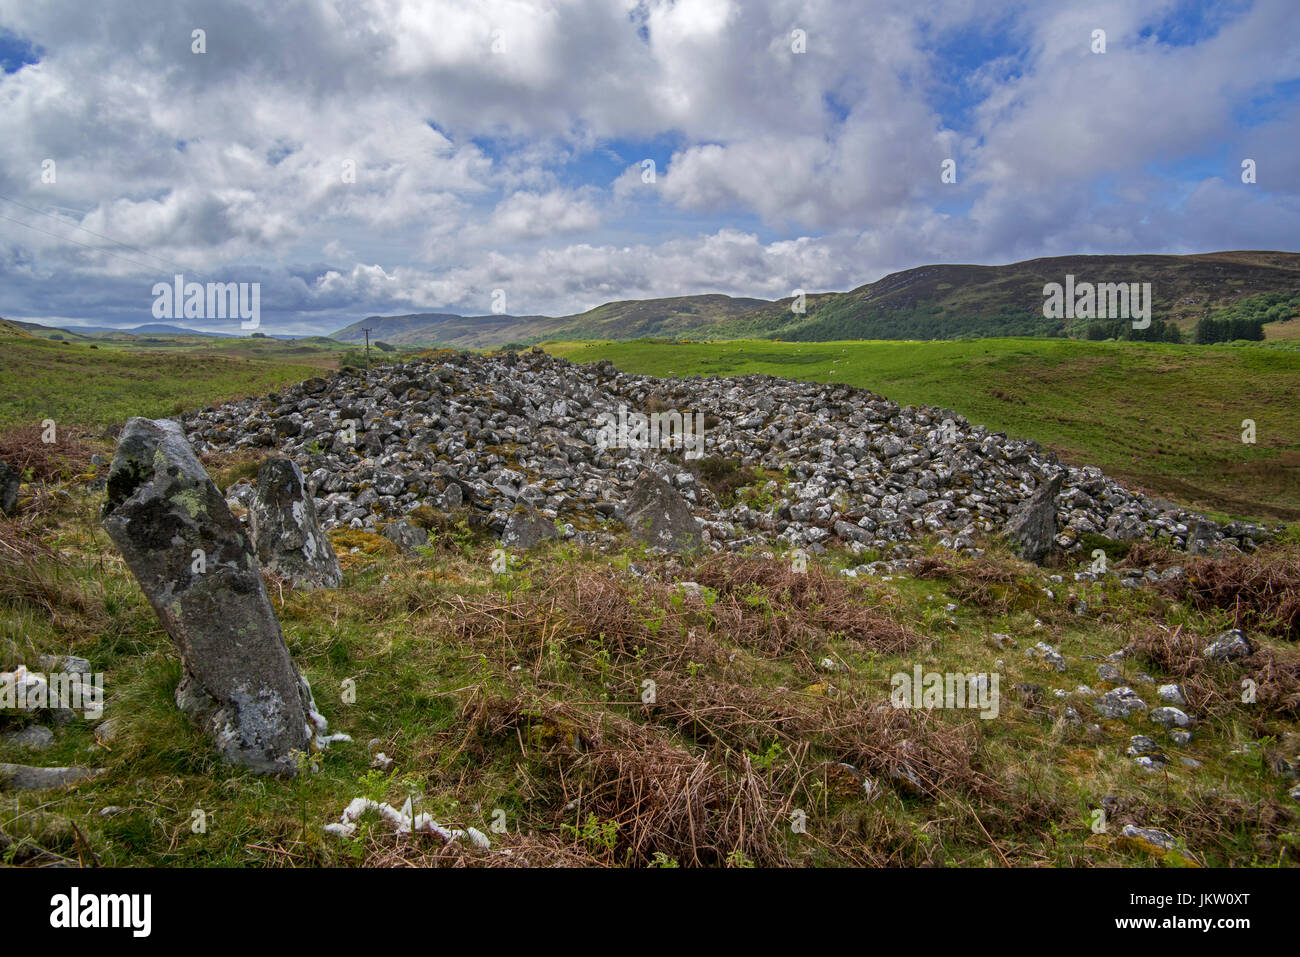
248,456,342,588
101,418,316,775
1006,472,1063,563
0,763,102,792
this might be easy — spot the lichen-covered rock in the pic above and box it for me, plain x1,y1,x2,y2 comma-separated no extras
1,725,54,751
1149,706,1191,728
1126,735,1162,757
501,504,558,550
248,456,342,588
0,763,101,791
1204,629,1253,662
1026,641,1067,672
382,519,429,551
623,470,701,553
1119,824,1178,850
1157,683,1187,706
101,417,316,775
1094,686,1148,719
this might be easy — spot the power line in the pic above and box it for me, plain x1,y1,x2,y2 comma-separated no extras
0,211,174,276
0,192,209,281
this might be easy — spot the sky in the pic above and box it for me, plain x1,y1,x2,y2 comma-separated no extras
0,0,1297,336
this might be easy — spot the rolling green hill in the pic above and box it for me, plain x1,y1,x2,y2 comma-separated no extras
747,251,1300,342
331,250,1300,348
332,312,561,348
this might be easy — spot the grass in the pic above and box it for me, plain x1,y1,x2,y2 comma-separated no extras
546,338,1300,522
0,333,329,430
1,457,1297,867
0,333,1297,868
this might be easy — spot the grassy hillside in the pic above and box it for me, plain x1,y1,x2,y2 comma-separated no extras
730,251,1300,342
547,338,1300,522
332,312,562,348
1,319,98,342
332,251,1300,348
1,330,1297,870
544,293,771,341
0,332,330,430
3,470,1298,868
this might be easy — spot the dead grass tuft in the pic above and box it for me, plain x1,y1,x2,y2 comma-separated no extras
1153,548,1300,641
0,424,95,483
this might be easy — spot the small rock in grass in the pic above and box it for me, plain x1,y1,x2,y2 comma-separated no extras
94,717,123,744
1157,683,1187,706
1097,663,1122,683
0,763,102,792
1094,687,1148,719
1127,735,1162,756
1026,641,1066,672
1203,629,1253,662
1121,824,1178,850
3,725,54,751
1149,706,1191,728
37,654,92,675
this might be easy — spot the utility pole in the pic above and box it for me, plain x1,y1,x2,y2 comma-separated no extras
362,326,373,369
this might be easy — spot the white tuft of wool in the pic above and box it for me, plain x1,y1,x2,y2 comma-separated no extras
324,796,491,850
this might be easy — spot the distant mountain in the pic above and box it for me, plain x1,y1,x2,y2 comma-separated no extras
331,251,1300,347
545,294,771,340
86,323,243,338
4,319,313,340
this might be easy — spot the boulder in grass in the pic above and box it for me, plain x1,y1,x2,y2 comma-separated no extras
382,519,430,551
1203,629,1253,662
0,763,101,792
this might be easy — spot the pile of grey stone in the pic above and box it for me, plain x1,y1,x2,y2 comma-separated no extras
180,349,1272,559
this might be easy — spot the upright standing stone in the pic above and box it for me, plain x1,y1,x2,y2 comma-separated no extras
101,418,315,774
248,457,342,588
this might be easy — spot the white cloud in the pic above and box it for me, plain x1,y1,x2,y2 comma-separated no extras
0,0,1294,332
